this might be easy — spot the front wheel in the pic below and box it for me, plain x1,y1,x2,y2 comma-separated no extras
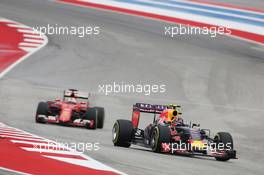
151,125,171,153
94,107,105,129
85,108,98,129
35,102,49,123
214,132,234,161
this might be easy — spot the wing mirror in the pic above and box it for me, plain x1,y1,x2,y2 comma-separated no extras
192,123,200,128
200,129,210,137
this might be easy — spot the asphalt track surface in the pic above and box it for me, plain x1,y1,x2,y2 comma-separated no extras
0,0,264,174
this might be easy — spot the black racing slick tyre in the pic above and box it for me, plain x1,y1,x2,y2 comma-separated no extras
214,132,234,161
151,125,171,153
85,108,98,129
112,120,134,148
35,102,49,123
94,107,105,129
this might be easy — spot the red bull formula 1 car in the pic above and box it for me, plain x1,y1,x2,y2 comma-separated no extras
112,103,237,161
35,89,104,129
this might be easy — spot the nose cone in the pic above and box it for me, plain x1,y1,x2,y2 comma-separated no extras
59,108,72,122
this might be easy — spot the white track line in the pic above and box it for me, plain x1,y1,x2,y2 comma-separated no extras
10,140,50,145
17,29,37,34
22,148,81,155
23,34,44,39
7,23,32,29
18,47,39,52
0,128,19,131
19,42,41,47
0,130,29,134
24,38,44,43
0,133,41,138
1,136,47,142
43,156,117,171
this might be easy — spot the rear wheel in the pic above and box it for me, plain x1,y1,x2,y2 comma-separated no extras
214,132,234,161
35,102,49,123
112,119,134,148
85,108,98,129
151,125,171,153
94,107,105,129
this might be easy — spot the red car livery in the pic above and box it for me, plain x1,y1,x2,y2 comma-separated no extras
35,89,104,129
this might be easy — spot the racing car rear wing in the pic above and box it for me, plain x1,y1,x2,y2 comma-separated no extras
131,103,181,128
133,103,169,114
63,89,90,100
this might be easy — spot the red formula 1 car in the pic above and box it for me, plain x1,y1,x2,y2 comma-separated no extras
35,89,104,129
112,103,237,161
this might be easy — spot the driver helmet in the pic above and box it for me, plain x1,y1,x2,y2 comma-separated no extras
67,97,77,104
160,109,178,123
